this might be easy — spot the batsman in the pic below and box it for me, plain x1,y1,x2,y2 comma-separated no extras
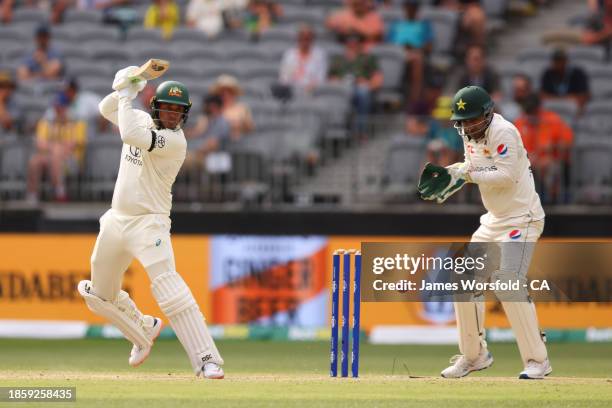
418,86,551,379
77,65,224,379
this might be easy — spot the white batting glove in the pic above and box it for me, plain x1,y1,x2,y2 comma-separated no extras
112,66,147,94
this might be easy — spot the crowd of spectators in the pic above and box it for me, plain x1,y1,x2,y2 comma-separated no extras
0,0,608,205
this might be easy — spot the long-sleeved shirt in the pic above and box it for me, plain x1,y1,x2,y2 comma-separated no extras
463,113,545,227
98,92,187,216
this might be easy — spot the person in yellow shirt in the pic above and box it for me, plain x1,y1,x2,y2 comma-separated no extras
27,93,87,203
144,0,180,39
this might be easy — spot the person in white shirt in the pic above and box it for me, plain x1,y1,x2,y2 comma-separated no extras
186,0,225,38
420,86,551,380
77,67,224,379
279,24,328,95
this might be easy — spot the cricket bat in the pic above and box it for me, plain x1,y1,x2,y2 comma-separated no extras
129,59,170,83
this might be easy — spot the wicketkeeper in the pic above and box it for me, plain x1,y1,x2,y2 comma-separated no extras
418,86,551,379
77,66,224,379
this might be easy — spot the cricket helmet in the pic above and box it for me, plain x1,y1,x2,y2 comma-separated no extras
150,80,192,130
451,86,494,139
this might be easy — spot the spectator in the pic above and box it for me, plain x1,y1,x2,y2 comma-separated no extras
456,45,501,101
27,93,87,203
387,0,434,104
436,0,486,49
499,73,534,122
329,32,384,137
326,0,384,49
514,93,573,203
387,0,433,49
279,24,328,95
582,0,612,58
74,0,139,31
210,75,254,140
186,0,225,38
1,0,67,24
43,79,101,124
244,0,282,38
540,48,590,110
186,94,232,165
426,96,463,167
144,0,180,39
0,71,18,132
17,25,64,82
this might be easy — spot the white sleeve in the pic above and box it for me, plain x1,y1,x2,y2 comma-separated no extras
149,130,187,158
99,92,120,126
117,97,156,151
468,130,520,188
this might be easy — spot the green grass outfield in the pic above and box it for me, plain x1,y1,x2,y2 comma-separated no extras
0,339,610,407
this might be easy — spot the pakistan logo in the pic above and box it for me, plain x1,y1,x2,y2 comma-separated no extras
456,98,467,111
168,86,182,97
129,146,141,157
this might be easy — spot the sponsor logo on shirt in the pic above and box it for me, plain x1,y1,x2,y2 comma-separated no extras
497,144,508,157
125,146,143,166
157,135,165,149
509,229,522,240
471,165,498,173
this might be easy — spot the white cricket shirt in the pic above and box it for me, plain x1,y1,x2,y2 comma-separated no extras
463,113,545,227
98,92,187,216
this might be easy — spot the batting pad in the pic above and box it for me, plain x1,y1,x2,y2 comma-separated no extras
454,301,486,361
502,301,548,365
151,272,224,373
78,280,153,348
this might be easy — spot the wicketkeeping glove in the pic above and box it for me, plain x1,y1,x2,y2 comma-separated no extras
418,162,467,203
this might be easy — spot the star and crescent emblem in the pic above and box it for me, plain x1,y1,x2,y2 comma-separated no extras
456,98,467,111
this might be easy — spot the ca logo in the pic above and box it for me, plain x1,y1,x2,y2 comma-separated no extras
129,146,141,157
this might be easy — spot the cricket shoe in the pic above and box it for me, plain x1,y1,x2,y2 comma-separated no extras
199,363,225,379
441,348,494,378
519,359,552,379
128,318,163,367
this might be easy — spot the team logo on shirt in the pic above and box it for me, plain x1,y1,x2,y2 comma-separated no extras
509,229,522,240
157,135,165,148
497,144,508,157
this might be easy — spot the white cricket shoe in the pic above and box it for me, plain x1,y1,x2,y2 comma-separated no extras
128,318,163,367
519,359,552,379
200,363,225,379
441,348,494,378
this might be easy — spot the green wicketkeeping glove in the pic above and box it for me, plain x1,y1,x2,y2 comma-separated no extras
418,162,467,203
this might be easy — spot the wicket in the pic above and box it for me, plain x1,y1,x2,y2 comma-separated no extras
330,249,361,378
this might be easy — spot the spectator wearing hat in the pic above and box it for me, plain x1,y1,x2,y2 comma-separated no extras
27,93,87,203
327,0,384,50
514,93,573,203
211,75,254,140
17,25,64,82
0,71,18,132
279,24,328,95
329,32,383,137
540,48,590,111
